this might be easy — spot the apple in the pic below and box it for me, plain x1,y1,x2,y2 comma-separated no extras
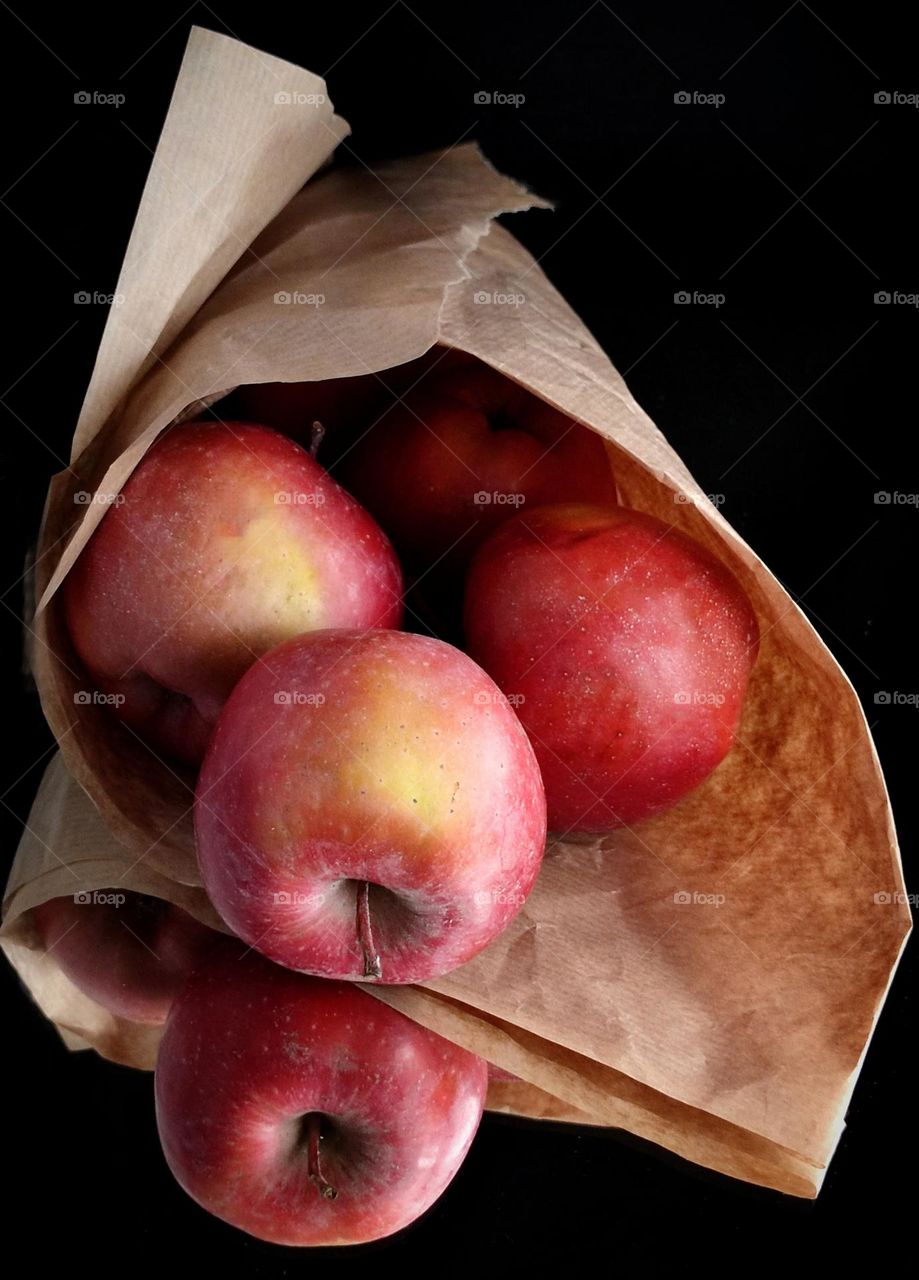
64,420,403,766
155,946,488,1246
235,375,385,451
32,890,218,1024
464,504,760,833
338,362,617,571
195,628,547,984
233,349,481,463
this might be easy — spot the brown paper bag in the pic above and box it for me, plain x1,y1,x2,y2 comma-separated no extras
4,26,909,1198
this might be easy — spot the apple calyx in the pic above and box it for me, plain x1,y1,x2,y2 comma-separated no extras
356,880,382,979
305,1112,338,1201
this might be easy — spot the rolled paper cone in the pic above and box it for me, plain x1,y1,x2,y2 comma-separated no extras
6,27,908,1199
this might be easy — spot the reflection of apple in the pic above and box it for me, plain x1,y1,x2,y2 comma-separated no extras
33,891,218,1025
465,504,760,833
155,947,488,1245
64,421,403,766
339,363,616,571
195,628,546,984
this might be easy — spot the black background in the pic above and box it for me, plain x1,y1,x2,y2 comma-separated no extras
1,2,914,1271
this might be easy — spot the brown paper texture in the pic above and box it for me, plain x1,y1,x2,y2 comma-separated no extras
5,27,909,1199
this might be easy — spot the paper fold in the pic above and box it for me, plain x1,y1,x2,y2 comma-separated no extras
6,26,908,1202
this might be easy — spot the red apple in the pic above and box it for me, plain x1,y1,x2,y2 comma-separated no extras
195,628,547,984
234,350,486,463
464,504,759,833
32,890,218,1024
339,363,617,571
64,421,403,766
235,375,385,449
155,946,488,1246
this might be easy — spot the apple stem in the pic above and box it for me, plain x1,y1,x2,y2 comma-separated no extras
357,881,382,979
306,1114,338,1201
309,420,325,458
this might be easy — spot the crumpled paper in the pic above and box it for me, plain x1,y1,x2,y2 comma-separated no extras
4,26,909,1198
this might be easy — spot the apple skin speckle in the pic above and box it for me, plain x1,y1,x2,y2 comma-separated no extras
465,503,759,832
